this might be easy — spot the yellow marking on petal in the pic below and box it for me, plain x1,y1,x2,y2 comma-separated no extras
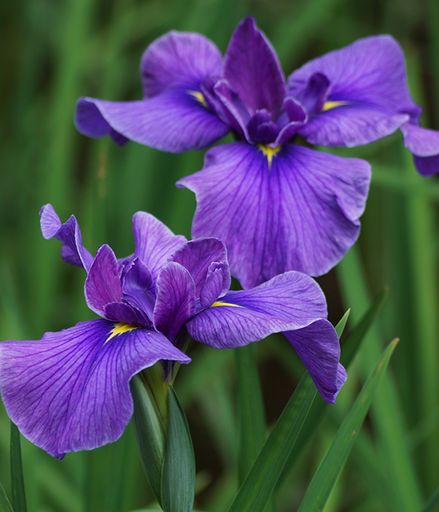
106,323,139,343
188,90,208,108
322,100,349,112
258,145,281,168
211,301,243,308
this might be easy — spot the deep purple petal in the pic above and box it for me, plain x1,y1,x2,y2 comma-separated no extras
75,91,229,152
153,262,196,341
213,80,251,140
85,245,122,316
104,302,147,326
284,319,346,403
178,142,371,286
141,31,222,97
288,35,419,146
132,212,186,279
40,204,93,272
224,17,285,116
0,319,190,457
401,123,439,176
172,238,230,297
187,271,327,347
121,258,155,319
199,262,230,308
413,154,439,177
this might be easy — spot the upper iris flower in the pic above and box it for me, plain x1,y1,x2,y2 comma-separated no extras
76,17,371,288
1,204,345,458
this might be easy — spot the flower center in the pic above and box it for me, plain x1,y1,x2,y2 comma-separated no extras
322,100,349,112
258,145,281,167
105,323,139,343
188,90,208,108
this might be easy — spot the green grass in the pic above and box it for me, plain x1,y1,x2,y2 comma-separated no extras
1,0,439,510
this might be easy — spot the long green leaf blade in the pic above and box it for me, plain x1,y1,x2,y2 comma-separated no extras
228,374,316,512
0,482,13,512
161,387,195,512
298,339,399,511
10,422,27,512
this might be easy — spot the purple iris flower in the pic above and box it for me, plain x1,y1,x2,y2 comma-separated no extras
1,204,345,457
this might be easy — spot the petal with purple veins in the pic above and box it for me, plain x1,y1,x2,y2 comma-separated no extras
187,271,327,347
178,142,371,287
0,319,190,458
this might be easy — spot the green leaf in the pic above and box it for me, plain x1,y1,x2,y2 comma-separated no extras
298,339,399,512
335,309,351,338
161,387,195,512
228,374,316,512
131,371,168,503
422,486,439,512
10,422,27,512
0,481,13,512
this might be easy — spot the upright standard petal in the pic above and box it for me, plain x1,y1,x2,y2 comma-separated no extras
153,263,196,341
178,142,371,286
0,320,190,457
85,245,122,315
284,320,347,403
76,90,229,153
140,31,223,97
223,17,286,116
401,123,439,176
132,212,186,278
40,204,93,272
172,238,230,297
288,36,418,146
186,271,327,347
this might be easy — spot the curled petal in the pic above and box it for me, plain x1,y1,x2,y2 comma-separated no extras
284,319,346,403
224,17,286,116
85,245,122,316
187,271,327,347
172,238,230,296
40,204,93,272
141,31,223,97
199,262,230,308
75,91,229,153
153,262,196,341
179,142,371,286
132,212,186,279
0,320,190,458
401,123,439,176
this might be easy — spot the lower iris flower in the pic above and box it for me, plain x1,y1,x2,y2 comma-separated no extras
0,205,345,457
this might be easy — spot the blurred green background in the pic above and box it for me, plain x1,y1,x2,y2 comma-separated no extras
1,0,439,510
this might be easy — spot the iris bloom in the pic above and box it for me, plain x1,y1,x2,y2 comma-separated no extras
1,205,344,457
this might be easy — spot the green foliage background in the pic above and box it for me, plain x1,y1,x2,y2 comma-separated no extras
1,0,439,510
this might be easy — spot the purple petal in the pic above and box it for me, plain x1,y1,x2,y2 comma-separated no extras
141,31,223,97
413,154,439,177
213,80,251,140
284,319,346,403
199,262,230,308
178,142,371,287
132,212,186,278
153,262,196,341
40,204,93,272
401,123,439,176
104,302,147,326
85,245,122,316
75,90,229,153
121,258,155,319
172,238,230,296
0,319,190,457
288,35,419,146
223,17,286,116
187,271,327,347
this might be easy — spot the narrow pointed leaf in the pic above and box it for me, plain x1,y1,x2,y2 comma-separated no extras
335,309,351,337
131,372,168,503
161,387,195,512
228,373,316,512
10,422,27,512
298,339,399,512
0,482,13,512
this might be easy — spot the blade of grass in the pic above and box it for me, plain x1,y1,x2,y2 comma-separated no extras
0,481,13,512
338,248,423,510
227,373,316,512
10,423,27,512
298,339,399,511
